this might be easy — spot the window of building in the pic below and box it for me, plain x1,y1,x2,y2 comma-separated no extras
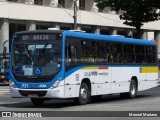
58,0,65,8
36,25,49,30
79,0,85,10
9,23,26,52
34,0,43,5
9,23,26,39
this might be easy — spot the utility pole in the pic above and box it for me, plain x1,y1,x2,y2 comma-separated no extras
73,0,78,30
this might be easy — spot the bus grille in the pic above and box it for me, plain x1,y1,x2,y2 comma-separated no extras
14,76,53,83
19,90,47,97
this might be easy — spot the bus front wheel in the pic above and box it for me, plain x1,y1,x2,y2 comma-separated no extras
75,83,90,105
31,98,45,105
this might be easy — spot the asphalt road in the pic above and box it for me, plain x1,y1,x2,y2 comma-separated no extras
0,86,159,111
0,86,160,118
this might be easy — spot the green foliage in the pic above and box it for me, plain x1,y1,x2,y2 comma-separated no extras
95,0,160,38
94,0,108,9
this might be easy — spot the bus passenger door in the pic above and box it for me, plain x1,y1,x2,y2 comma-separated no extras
64,38,81,98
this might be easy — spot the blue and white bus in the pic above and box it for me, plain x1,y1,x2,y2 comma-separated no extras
9,30,158,105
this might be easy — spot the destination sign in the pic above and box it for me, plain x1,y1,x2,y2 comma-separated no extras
15,34,58,41
22,35,49,40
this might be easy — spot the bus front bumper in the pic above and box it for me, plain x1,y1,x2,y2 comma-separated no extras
10,86,65,98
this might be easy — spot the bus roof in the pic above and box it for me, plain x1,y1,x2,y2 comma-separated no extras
15,30,63,35
14,30,155,46
63,31,155,46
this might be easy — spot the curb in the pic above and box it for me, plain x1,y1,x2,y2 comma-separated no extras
0,92,10,96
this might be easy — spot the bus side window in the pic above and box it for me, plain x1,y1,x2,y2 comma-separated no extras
113,43,123,63
81,40,94,63
135,45,146,64
106,43,113,63
146,46,156,63
124,44,135,63
97,41,106,63
110,43,123,63
65,45,77,66
81,40,86,62
70,46,77,64
84,41,96,63
65,45,70,66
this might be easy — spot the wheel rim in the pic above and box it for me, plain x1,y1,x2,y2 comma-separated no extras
130,83,136,96
80,87,88,102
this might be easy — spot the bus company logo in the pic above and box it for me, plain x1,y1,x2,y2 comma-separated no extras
99,72,108,76
38,84,46,88
84,71,98,77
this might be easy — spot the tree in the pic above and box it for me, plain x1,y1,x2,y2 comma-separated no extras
94,0,108,12
95,0,160,38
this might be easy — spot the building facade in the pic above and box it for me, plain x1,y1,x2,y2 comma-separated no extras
0,0,160,54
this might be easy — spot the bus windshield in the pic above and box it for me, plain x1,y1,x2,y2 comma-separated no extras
11,33,62,76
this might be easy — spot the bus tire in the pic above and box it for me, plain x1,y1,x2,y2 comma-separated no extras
75,83,90,105
128,80,137,99
31,98,45,105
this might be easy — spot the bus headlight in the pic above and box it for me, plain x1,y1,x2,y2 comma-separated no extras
9,79,17,88
50,77,62,89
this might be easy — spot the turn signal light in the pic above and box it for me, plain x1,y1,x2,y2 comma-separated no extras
0,75,4,79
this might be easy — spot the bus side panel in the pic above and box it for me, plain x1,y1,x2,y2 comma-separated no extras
100,67,111,95
127,67,147,91
111,67,130,94
64,70,81,98
137,70,146,91
90,67,111,96
146,72,158,81
64,66,112,98
140,80,158,91
64,66,158,98
139,67,158,91
64,84,79,98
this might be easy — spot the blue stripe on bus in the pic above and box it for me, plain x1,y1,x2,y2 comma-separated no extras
63,31,155,45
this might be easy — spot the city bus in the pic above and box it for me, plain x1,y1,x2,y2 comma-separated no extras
0,54,9,84
9,30,158,105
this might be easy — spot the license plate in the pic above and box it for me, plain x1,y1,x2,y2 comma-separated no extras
28,94,38,98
